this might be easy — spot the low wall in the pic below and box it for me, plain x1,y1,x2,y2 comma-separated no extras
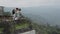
20,30,36,34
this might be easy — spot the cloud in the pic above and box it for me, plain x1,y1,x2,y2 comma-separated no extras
0,0,60,7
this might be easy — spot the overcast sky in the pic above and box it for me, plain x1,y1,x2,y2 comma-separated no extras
0,0,60,7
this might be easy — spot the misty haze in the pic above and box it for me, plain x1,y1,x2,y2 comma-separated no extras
4,6,60,26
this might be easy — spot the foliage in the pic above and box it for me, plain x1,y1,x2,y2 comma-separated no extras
0,16,60,34
3,12,11,16
0,16,31,34
32,23,60,34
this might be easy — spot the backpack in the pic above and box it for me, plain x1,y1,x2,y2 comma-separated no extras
12,9,15,14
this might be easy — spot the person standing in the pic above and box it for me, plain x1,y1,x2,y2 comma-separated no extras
12,8,22,24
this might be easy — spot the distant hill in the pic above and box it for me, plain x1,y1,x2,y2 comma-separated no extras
22,7,60,26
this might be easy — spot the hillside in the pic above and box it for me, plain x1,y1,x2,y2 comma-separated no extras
0,15,33,34
32,23,60,34
0,16,60,34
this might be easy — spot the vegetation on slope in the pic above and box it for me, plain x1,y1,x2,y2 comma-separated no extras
0,16,32,34
32,23,60,34
0,12,60,34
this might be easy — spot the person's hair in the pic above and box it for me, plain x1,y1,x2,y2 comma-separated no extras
16,8,19,10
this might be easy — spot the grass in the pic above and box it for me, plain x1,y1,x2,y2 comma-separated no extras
0,22,30,33
16,23,29,30
0,17,31,33
0,28,4,33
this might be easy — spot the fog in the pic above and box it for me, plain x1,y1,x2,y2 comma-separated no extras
4,6,60,26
